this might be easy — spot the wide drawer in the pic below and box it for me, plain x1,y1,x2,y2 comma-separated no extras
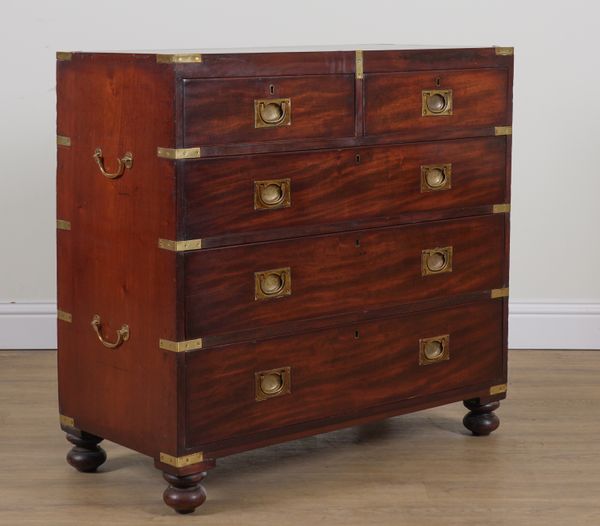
183,136,506,242
184,214,505,338
186,299,504,446
365,68,509,137
183,75,355,146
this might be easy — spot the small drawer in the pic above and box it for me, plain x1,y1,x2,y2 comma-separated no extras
185,299,503,446
184,214,505,337
183,75,355,146
182,136,507,242
365,68,509,137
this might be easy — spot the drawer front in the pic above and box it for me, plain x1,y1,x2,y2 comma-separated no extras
183,75,355,146
365,69,508,137
186,299,504,446
183,137,506,241
184,214,505,337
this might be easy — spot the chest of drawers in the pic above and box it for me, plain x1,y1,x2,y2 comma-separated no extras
56,45,513,513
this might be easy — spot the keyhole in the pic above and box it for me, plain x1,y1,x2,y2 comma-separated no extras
269,84,275,95
435,77,441,87
355,239,361,248
354,330,360,339
355,153,361,164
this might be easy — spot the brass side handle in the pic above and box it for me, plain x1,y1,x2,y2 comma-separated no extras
421,164,452,192
93,148,133,179
422,246,453,276
91,314,130,349
254,267,292,300
255,366,291,401
419,334,450,365
422,89,453,116
254,178,291,210
255,98,292,128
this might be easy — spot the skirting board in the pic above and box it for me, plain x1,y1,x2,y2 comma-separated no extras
1,301,599,350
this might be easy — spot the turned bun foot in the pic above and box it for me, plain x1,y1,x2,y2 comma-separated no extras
66,432,107,472
163,472,207,514
463,399,500,436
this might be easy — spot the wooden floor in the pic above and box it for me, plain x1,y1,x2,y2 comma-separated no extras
1,350,599,525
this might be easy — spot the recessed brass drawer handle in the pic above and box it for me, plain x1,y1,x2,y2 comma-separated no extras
422,246,453,276
421,164,452,192
419,334,450,365
255,267,292,300
93,148,133,179
254,178,291,210
255,366,291,401
255,98,292,128
91,314,130,349
422,89,453,116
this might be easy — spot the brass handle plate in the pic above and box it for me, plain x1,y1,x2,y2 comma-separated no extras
255,366,291,401
421,246,453,276
421,164,452,192
254,267,292,300
91,314,130,349
93,148,133,179
255,98,292,128
422,89,453,116
254,178,291,210
419,334,450,365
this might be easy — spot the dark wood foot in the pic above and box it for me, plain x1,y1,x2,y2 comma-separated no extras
463,399,500,436
66,432,107,472
163,472,207,514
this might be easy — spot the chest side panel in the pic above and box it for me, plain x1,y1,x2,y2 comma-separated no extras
56,54,179,456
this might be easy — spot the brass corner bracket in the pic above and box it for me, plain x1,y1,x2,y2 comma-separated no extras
355,50,364,79
493,204,511,214
59,414,75,427
491,287,509,299
158,238,203,252
57,135,71,147
494,126,512,136
57,310,72,323
494,47,514,56
159,338,203,353
159,452,204,468
56,219,71,231
156,54,202,64
156,147,201,160
56,51,72,61
490,383,508,395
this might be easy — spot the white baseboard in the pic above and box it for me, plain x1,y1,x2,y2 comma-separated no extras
1,301,599,350
0,302,57,349
508,300,600,350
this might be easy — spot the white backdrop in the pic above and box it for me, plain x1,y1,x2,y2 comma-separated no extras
1,0,599,348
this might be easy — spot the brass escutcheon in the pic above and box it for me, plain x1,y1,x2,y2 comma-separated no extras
91,314,130,349
422,246,453,276
255,367,291,401
255,98,292,128
421,164,452,192
93,148,133,179
422,89,453,116
254,178,291,210
419,334,450,365
254,267,291,300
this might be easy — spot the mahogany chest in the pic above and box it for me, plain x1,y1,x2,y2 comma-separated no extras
56,46,513,513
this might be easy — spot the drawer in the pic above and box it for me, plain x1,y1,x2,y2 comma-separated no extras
184,214,505,338
186,299,504,446
183,75,355,146
183,136,506,242
365,68,509,137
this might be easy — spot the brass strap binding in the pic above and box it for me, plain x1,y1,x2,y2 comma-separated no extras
91,315,130,349
159,452,204,467
93,148,133,179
